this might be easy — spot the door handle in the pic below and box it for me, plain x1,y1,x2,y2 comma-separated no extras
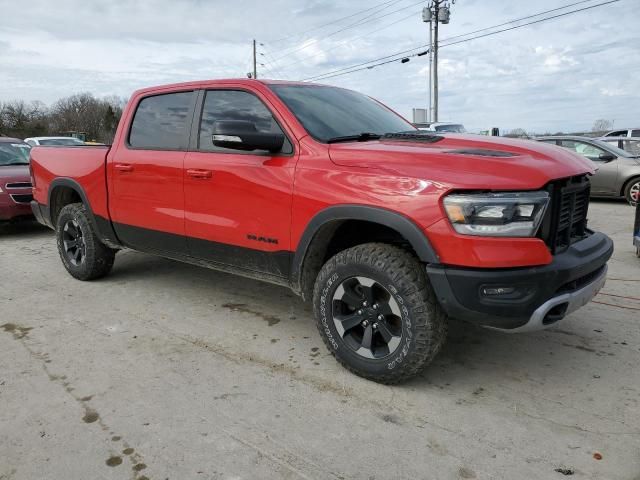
114,163,134,172
187,169,213,179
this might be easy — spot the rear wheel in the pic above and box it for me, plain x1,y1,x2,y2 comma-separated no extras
56,203,116,280
624,177,640,206
312,243,447,384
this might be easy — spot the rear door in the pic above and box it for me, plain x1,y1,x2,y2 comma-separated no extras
559,140,618,195
183,88,297,278
108,90,196,254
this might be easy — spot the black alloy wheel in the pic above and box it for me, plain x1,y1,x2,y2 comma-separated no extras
62,219,86,266
332,276,402,359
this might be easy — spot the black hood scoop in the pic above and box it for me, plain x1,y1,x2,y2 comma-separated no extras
446,148,517,157
382,132,443,143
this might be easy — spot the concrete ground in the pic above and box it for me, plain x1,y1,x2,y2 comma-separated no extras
1,200,639,480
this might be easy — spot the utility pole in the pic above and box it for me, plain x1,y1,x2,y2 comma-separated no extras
428,17,433,122
422,1,452,123
253,39,258,79
432,2,439,122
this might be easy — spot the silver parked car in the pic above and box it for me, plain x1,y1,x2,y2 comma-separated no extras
536,136,640,204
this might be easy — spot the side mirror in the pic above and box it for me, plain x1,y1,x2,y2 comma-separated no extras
212,120,284,153
598,153,616,162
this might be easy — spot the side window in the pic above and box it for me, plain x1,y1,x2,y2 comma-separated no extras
198,90,292,154
606,130,625,137
624,140,640,155
631,129,640,137
559,140,605,160
129,91,193,150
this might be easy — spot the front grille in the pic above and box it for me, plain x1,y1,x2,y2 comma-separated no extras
10,193,33,204
539,175,590,254
5,182,32,189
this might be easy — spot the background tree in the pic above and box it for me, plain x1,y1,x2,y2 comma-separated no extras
505,128,528,138
592,119,613,133
0,93,125,143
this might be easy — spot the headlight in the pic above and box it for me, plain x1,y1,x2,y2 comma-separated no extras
443,191,549,237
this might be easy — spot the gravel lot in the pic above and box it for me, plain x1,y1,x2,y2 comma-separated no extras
1,200,639,480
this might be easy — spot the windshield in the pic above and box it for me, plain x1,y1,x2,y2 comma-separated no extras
0,142,31,165
435,124,466,133
39,138,85,146
269,84,414,142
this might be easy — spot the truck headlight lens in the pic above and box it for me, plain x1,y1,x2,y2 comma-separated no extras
443,191,550,237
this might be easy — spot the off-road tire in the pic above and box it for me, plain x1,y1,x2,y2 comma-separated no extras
312,243,447,384
56,203,116,280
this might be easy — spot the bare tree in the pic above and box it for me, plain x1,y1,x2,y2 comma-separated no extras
592,119,613,133
0,93,126,142
505,128,528,138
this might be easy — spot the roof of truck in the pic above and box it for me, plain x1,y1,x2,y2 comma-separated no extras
130,78,328,96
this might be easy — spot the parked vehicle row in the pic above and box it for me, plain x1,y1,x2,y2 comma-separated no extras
28,79,613,383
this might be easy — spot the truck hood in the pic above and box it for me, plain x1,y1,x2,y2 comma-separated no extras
0,164,30,183
328,134,596,190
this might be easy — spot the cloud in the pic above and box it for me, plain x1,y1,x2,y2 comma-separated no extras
0,0,639,133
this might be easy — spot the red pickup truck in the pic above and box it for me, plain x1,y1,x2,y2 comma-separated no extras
30,79,613,383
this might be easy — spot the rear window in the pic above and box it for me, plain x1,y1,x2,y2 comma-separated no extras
129,91,193,150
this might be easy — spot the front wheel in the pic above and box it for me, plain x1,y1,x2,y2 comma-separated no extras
624,178,640,206
312,243,447,384
56,203,116,280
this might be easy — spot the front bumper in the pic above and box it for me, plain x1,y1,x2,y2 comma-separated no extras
0,199,33,221
427,232,613,331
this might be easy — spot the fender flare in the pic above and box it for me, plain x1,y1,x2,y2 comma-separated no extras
48,178,121,248
290,204,440,293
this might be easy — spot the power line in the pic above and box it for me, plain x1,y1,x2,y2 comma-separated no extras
302,44,429,81
259,45,291,79
268,0,405,61
439,0,620,48
274,9,421,73
438,0,598,44
302,0,620,82
268,0,399,45
268,0,425,64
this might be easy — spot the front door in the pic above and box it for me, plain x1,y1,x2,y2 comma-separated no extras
183,89,297,278
109,90,196,253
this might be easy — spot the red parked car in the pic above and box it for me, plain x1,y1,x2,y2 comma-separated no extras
0,137,33,222
29,79,613,383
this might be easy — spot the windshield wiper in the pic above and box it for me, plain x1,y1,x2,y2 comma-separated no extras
0,162,29,166
326,132,382,144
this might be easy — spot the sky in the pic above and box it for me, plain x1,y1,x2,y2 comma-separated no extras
0,0,639,133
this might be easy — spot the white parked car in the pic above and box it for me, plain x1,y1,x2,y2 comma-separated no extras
24,136,85,146
603,128,640,138
412,122,466,133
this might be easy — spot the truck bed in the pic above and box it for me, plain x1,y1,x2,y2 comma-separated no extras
31,145,112,224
